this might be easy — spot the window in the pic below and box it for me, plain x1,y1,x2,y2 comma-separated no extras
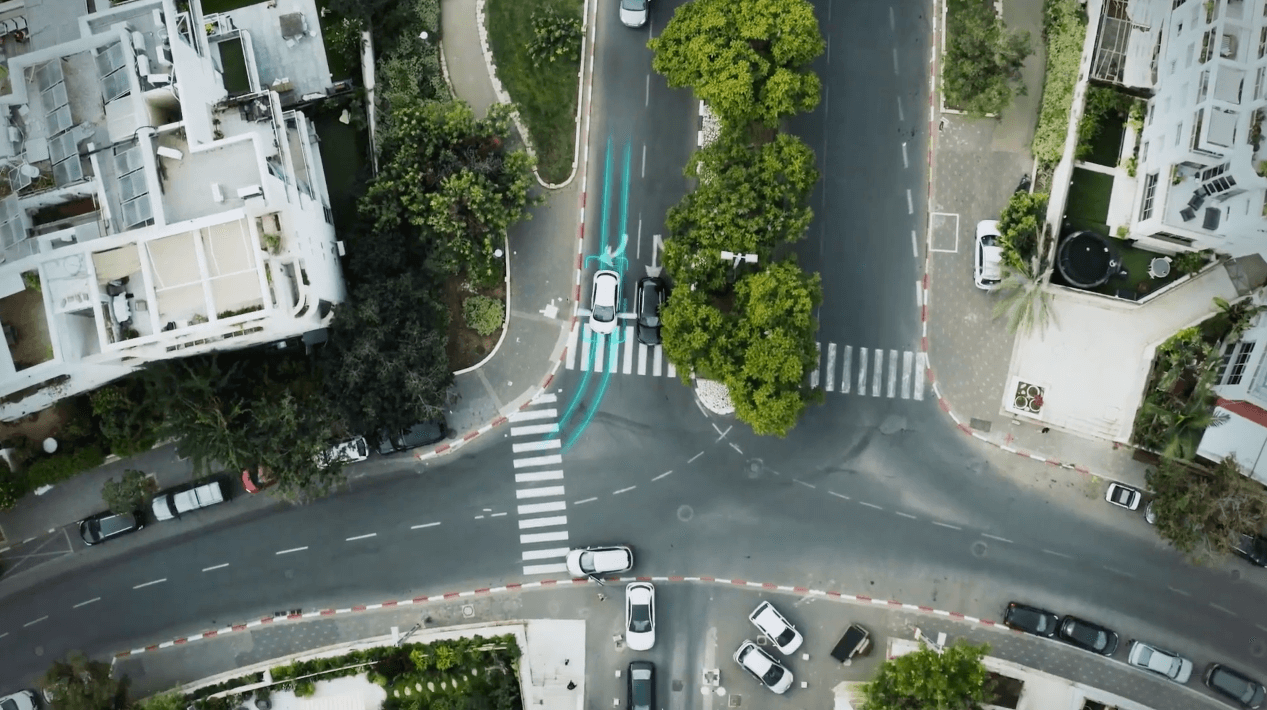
1174,0,1186,7
1141,141,1150,163
1199,69,1210,101
1176,122,1185,146
1151,231,1197,246
1260,25,1267,57
1201,162,1230,180
1224,342,1257,385
1257,67,1267,99
1147,102,1156,125
1202,29,1216,62
1217,342,1238,381
1141,173,1159,220
1187,42,1196,66
1191,109,1205,149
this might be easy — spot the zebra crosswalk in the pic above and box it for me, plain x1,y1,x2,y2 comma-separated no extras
811,343,927,401
565,323,678,378
508,394,571,575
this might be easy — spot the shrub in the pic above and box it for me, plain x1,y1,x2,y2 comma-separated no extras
293,682,316,698
1173,249,1211,274
1031,0,1087,166
25,445,106,490
997,191,1049,270
463,295,505,337
434,644,460,671
0,458,21,510
1075,86,1135,159
942,0,1032,117
101,469,155,515
527,8,581,68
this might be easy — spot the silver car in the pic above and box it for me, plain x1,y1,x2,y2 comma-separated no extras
1127,641,1193,684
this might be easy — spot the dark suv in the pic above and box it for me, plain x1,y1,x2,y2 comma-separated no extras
635,277,666,345
628,661,654,710
1003,602,1059,637
79,510,144,546
1233,534,1267,567
1056,616,1119,655
374,420,447,455
1205,664,1265,709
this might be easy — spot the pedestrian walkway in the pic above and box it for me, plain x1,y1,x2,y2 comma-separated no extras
509,394,570,576
811,342,926,401
566,324,677,378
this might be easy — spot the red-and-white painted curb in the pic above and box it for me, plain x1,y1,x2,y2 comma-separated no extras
113,575,1017,659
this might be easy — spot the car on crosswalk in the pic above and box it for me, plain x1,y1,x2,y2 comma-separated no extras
635,277,666,345
625,582,655,650
589,270,620,335
748,601,803,654
565,545,633,578
734,640,793,694
974,220,1004,290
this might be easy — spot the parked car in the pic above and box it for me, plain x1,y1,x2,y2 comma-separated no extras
1205,664,1265,709
588,270,620,335
152,477,229,521
565,545,633,578
748,601,803,654
1057,616,1119,655
625,582,656,651
374,420,447,455
318,436,369,468
78,510,144,546
1126,641,1192,684
242,465,276,494
619,0,649,27
1,690,39,710
635,277,666,345
1104,482,1142,510
1002,602,1059,638
627,661,654,710
973,220,1004,290
1145,500,1157,524
1232,533,1267,567
734,640,793,694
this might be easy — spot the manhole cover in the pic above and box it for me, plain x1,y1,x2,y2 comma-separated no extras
1230,568,1242,581
971,541,988,558
1251,638,1266,658
677,505,694,522
747,460,764,479
462,604,474,618
969,418,992,432
728,695,741,707
672,680,684,692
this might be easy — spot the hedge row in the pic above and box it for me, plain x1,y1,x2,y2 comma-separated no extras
1031,0,1088,166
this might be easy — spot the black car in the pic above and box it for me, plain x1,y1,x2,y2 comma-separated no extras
1002,602,1059,637
628,661,654,710
635,277,666,345
1233,534,1267,567
1056,616,1119,655
79,510,144,546
1205,664,1266,709
374,420,447,455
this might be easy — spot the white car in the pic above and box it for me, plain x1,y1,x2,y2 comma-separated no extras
565,545,633,578
1105,482,1141,510
625,582,656,650
589,270,620,335
1,691,38,710
734,640,793,694
748,601,803,655
974,220,1004,290
619,0,649,27
1127,641,1193,684
318,436,369,468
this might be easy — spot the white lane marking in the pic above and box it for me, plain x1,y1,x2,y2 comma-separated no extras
641,144,647,178
509,408,558,422
841,345,852,394
896,512,917,520
1209,602,1236,616
513,454,564,469
901,351,913,399
911,229,919,257
532,392,558,405
916,281,923,307
795,479,816,489
133,578,168,589
897,95,905,121
1042,549,1073,559
345,533,377,541
24,616,48,627
613,485,637,495
637,342,649,375
523,562,569,575
1256,623,1267,632
645,75,650,107
491,512,507,517
913,352,927,400
1101,565,1135,578
981,534,1012,543
652,470,673,481
668,360,677,378
517,485,566,499
871,349,884,397
901,141,908,168
521,530,569,544
518,515,568,529
574,497,598,505
810,342,821,388
825,343,836,392
474,514,485,519
411,522,441,529
512,439,562,453
892,46,899,74
932,521,961,530
887,349,898,397
1167,586,1191,596
889,5,895,29
688,451,704,463
522,547,569,561
730,442,744,454
202,562,231,571
653,346,663,376
73,597,101,608
511,423,559,436
594,335,606,373
859,501,883,510
579,329,592,371
275,547,308,556
906,189,914,214
623,326,635,373
516,470,564,483
829,491,850,500
858,347,868,395
518,501,567,514
565,325,578,370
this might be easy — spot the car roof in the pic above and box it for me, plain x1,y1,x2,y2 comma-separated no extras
980,246,1004,280
739,643,773,673
594,271,618,306
627,583,653,602
592,548,630,566
752,604,786,631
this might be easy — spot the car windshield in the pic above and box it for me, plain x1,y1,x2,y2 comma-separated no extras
621,0,645,9
631,668,652,710
630,606,651,631
593,304,615,322
776,627,796,645
761,664,785,686
3,698,20,710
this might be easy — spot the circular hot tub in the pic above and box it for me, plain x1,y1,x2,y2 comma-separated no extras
1057,230,1120,288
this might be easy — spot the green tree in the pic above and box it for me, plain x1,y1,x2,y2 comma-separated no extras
943,0,1032,117
995,191,1047,271
89,382,159,458
324,273,452,437
100,469,153,514
862,643,991,710
664,132,818,292
1147,456,1267,562
648,0,824,129
134,690,184,710
991,260,1055,335
661,288,733,381
40,652,130,710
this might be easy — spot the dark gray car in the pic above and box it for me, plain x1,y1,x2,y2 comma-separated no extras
1206,664,1266,709
635,277,666,345
79,510,144,546
374,420,447,455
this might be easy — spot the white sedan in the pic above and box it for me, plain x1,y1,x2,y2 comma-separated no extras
748,601,803,655
734,640,793,694
0,691,38,710
589,270,620,335
1105,482,1141,510
1127,641,1193,683
625,582,655,650
974,220,1004,290
565,545,633,578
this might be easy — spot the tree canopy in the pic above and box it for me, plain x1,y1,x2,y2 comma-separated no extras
649,0,824,128
41,652,130,710
942,0,1031,118
863,643,991,710
1147,456,1267,562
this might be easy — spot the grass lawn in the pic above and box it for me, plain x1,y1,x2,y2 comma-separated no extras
217,38,251,95
485,0,583,183
1064,167,1113,235
1084,113,1124,167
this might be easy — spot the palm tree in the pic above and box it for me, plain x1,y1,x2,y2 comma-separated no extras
992,259,1055,335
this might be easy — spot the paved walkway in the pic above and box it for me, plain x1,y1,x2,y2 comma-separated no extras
924,0,1151,488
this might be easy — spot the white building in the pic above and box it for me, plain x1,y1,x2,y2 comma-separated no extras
1198,296,1267,481
1092,0,1267,258
0,0,346,421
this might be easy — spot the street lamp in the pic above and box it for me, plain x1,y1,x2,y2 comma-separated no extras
720,250,758,268
419,30,430,41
